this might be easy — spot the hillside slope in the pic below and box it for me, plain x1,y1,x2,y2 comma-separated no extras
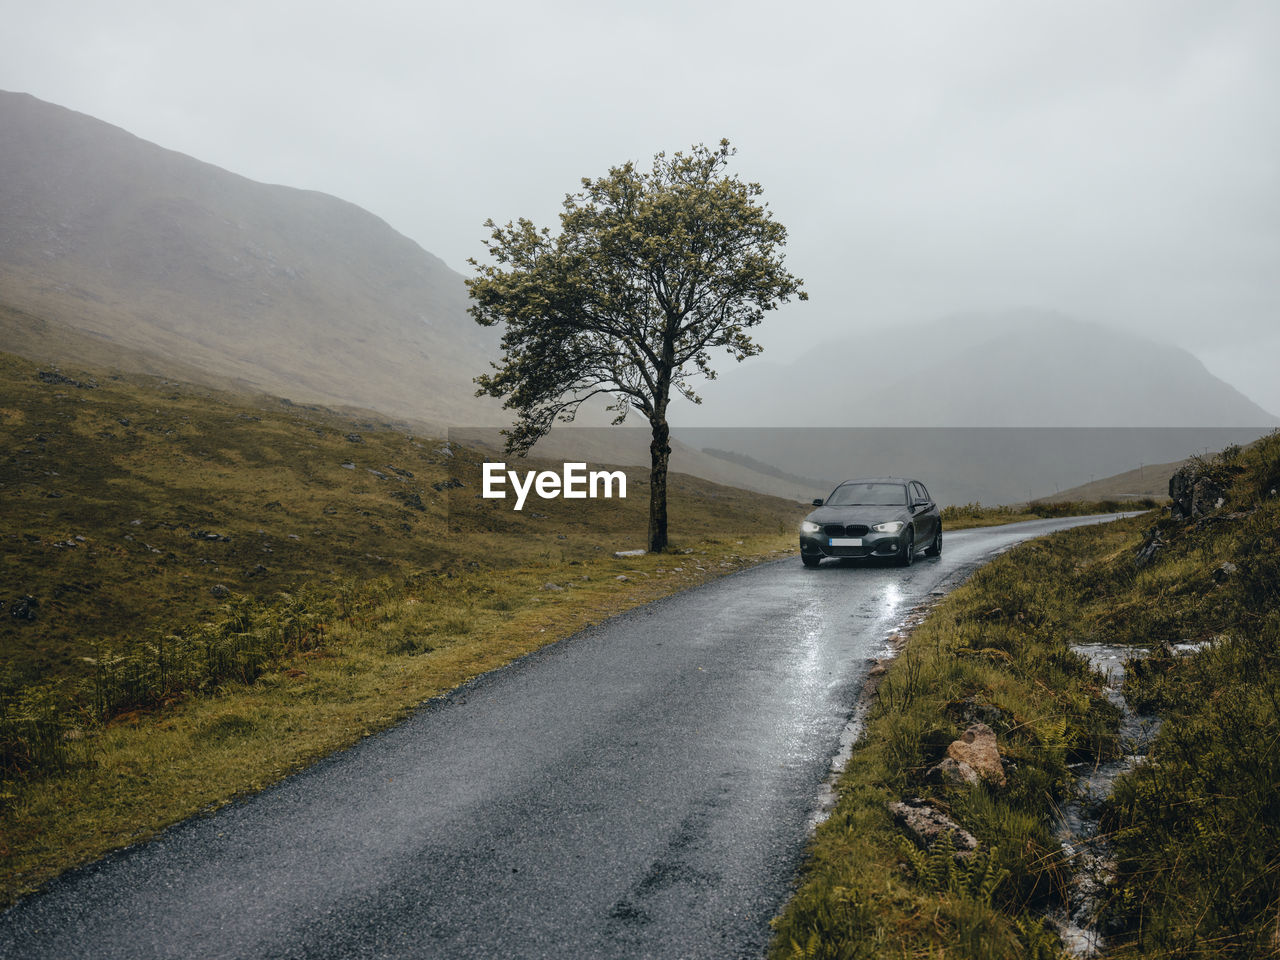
0,90,499,427
0,350,801,680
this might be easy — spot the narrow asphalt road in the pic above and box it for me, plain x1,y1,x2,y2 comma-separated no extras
1,515,1132,960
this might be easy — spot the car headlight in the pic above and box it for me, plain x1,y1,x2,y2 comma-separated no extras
800,520,821,534
873,520,904,533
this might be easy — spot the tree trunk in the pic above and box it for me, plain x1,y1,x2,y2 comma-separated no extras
647,415,670,553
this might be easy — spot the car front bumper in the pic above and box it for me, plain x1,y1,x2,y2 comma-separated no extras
799,532,903,560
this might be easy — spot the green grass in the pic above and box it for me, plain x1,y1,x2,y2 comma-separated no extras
772,434,1280,959
0,350,804,903
941,497,1162,530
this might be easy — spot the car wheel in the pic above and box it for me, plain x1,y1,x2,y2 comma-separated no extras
925,526,942,558
802,554,821,568
898,529,914,567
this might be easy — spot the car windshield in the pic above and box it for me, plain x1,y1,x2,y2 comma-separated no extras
827,482,907,506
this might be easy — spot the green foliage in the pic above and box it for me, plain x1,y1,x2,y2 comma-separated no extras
1104,589,1280,953
468,140,806,446
0,674,77,783
896,834,1008,905
0,586,339,784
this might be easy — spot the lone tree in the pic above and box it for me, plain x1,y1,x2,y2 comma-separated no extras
467,140,805,552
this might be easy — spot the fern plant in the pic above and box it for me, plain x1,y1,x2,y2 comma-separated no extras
895,832,1008,905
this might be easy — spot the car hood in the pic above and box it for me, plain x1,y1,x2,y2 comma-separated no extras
805,504,911,525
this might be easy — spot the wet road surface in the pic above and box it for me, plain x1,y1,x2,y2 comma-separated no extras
0,515,1130,959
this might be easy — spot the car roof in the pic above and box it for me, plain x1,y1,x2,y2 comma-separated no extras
833,477,917,485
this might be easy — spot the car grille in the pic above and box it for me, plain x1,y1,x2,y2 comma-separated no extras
823,524,870,537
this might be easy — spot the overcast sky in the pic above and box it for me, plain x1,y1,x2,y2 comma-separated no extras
3,0,1278,413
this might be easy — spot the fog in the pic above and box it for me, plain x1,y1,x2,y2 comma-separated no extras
3,0,1277,412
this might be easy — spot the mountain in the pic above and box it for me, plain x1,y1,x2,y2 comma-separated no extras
4,93,1273,507
672,311,1278,427
0,90,499,428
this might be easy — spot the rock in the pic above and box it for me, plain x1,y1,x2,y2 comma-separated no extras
1134,529,1165,568
928,756,982,787
9,595,39,622
542,582,565,591
38,370,92,388
393,490,425,511
613,549,646,559
930,722,1007,787
432,478,465,492
345,433,364,443
888,798,979,854
954,696,1004,727
1169,463,1226,520
1212,561,1238,584
616,575,630,582
868,662,887,677
210,584,230,598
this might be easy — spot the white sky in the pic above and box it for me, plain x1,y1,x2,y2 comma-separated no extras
3,0,1278,413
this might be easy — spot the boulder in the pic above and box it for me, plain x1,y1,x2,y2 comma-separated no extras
613,549,646,559
930,722,1007,787
9,595,39,622
1169,464,1226,520
928,756,981,787
1212,561,1238,584
888,797,978,854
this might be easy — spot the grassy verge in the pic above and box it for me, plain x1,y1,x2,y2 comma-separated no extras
0,351,802,904
941,498,1162,530
772,434,1279,959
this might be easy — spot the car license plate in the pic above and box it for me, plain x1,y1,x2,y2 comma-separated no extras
829,537,862,546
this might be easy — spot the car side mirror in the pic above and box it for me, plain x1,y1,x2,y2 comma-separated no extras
914,499,931,509
811,498,823,507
